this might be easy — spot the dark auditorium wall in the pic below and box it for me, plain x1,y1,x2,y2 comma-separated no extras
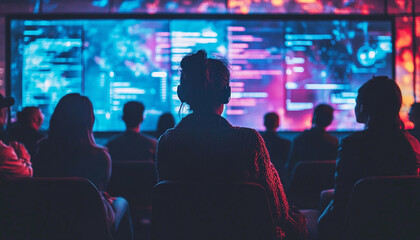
0,0,419,130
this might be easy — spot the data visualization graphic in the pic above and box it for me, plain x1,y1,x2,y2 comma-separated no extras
9,17,393,131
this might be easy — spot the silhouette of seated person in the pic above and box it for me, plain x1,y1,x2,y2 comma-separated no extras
33,93,134,239
408,102,420,142
156,50,307,240
285,104,338,177
318,76,420,240
8,107,45,157
0,94,32,180
106,101,157,162
152,112,175,139
260,112,291,177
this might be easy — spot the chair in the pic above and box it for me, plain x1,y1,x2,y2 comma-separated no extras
152,181,276,240
107,161,157,240
343,176,420,240
107,161,157,208
287,160,336,209
320,189,334,211
0,177,113,240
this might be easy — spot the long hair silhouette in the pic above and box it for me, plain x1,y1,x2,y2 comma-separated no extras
48,93,98,148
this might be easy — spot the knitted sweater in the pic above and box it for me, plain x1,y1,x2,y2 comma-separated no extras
156,113,307,240
0,140,32,179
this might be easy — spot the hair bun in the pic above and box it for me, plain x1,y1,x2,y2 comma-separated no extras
183,50,207,69
194,50,207,61
180,50,208,74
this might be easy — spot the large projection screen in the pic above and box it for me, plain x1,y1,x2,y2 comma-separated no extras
7,14,394,131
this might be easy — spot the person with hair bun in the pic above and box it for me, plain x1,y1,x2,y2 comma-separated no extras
318,76,420,239
156,50,307,240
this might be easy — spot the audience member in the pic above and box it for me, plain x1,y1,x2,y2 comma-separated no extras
260,112,291,177
408,102,420,141
285,104,338,178
318,76,420,240
153,112,175,139
0,94,32,180
156,50,307,240
32,93,133,239
106,101,157,161
8,107,45,156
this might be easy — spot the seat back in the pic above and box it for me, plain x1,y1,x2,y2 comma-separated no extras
344,176,420,240
152,181,276,240
107,161,157,208
0,177,112,240
287,160,336,209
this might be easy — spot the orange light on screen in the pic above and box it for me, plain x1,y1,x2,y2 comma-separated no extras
396,29,412,49
271,0,284,7
295,0,316,3
303,114,312,129
240,6,250,14
402,50,414,73
302,4,324,13
402,114,414,129
417,18,420,36
403,74,412,84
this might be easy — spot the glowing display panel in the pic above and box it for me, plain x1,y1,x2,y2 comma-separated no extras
41,0,109,13
9,17,393,131
112,0,226,13
10,19,170,131
228,0,383,14
284,20,393,130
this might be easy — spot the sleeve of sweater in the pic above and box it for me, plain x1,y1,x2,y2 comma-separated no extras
246,129,307,240
0,141,33,178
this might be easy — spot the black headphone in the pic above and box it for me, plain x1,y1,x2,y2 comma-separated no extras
220,85,231,104
177,85,231,104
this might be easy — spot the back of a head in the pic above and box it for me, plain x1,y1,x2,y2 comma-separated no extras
178,50,230,111
312,104,334,128
409,103,420,124
264,112,279,131
157,112,175,136
49,93,95,145
357,76,403,129
123,101,145,129
19,107,41,127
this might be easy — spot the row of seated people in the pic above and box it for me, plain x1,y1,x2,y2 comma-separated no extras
1,50,420,240
6,86,420,186
13,89,420,188
261,105,338,181
2,91,336,184
1,103,176,160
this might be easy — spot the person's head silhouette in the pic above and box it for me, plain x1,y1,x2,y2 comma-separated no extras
0,94,14,129
122,101,145,132
312,104,334,129
177,50,230,115
264,112,280,132
19,107,44,131
156,112,175,137
409,103,420,127
355,76,403,130
49,93,96,144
